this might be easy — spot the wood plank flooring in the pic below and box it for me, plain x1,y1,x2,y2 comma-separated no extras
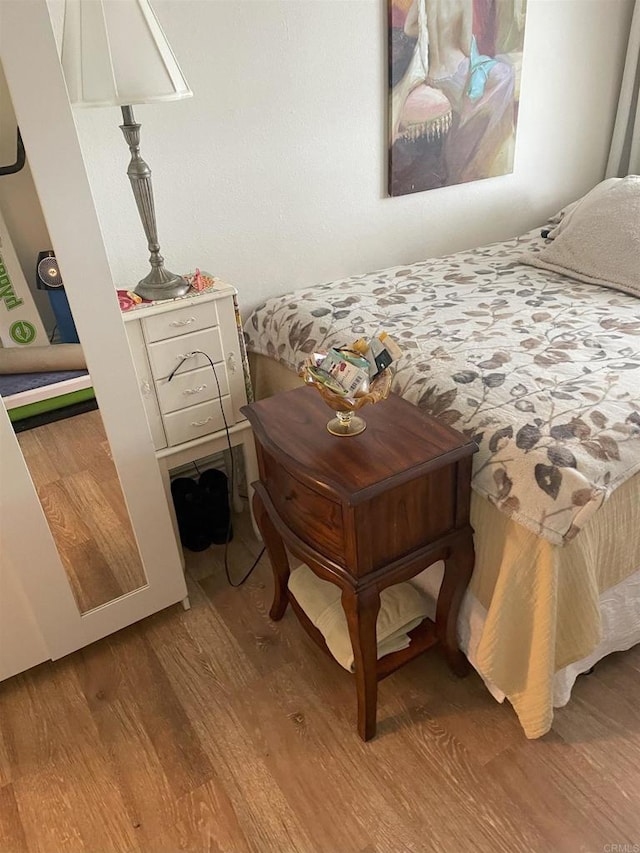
1,506,640,852
16,411,146,612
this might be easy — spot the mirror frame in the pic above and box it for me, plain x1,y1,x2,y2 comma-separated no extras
0,0,188,660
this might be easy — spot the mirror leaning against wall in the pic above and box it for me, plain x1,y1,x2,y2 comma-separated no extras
0,0,195,679
0,62,149,614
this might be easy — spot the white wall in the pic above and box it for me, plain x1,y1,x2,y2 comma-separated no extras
4,0,636,319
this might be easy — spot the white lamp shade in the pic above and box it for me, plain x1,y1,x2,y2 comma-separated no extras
61,0,193,107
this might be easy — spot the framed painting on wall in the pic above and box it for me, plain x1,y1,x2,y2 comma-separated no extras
388,0,527,196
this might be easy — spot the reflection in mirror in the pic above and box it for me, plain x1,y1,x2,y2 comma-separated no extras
14,409,148,613
1,260,148,614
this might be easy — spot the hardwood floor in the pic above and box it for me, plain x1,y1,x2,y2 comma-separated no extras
16,411,147,612
1,508,639,851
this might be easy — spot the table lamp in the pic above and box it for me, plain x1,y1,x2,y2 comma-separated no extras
61,0,193,301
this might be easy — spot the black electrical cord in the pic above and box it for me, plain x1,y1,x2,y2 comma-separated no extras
168,350,264,586
229,545,266,589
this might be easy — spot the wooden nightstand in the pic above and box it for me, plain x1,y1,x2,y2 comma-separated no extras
242,386,477,740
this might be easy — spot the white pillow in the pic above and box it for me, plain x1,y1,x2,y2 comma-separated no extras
522,175,640,297
544,198,580,233
288,564,430,672
546,177,622,239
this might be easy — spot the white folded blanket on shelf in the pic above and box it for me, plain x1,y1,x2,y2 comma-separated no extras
288,564,430,672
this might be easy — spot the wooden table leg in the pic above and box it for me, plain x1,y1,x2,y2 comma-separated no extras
252,489,290,620
342,585,381,741
435,529,475,677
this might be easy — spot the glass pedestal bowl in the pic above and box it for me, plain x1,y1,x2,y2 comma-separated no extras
301,360,393,436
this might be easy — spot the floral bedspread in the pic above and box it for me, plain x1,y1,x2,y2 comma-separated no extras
244,230,640,545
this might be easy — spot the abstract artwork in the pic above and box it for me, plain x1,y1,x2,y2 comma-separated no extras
388,0,527,196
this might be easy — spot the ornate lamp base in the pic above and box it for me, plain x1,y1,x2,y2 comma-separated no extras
134,267,190,302
120,105,190,303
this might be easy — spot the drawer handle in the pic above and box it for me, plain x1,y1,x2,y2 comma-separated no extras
170,316,196,327
183,384,207,396
176,352,196,361
227,352,237,373
190,416,214,427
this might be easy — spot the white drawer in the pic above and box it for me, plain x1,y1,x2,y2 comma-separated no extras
163,396,234,446
155,363,229,415
142,299,219,343
147,327,224,380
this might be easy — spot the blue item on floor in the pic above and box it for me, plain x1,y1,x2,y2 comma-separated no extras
48,290,79,343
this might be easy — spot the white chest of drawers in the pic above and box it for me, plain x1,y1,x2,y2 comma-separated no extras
121,282,259,554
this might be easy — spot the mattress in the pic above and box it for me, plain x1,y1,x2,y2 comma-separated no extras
0,369,94,422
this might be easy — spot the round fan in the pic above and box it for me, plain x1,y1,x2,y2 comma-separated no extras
36,253,63,289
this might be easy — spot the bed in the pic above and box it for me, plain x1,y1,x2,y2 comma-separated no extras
243,177,640,738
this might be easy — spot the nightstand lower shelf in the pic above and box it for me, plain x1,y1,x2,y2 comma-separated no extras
288,590,439,680
156,419,260,566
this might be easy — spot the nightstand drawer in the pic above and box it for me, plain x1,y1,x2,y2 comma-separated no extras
155,363,229,415
163,396,234,446
263,452,345,566
142,300,219,343
147,327,224,380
